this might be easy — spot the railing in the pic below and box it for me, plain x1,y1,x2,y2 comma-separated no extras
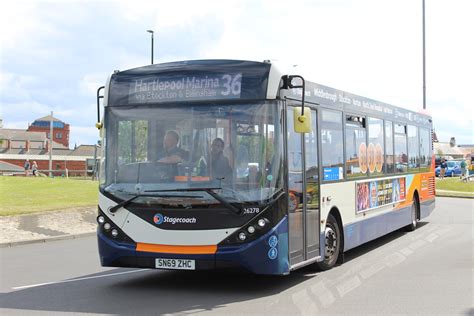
0,168,99,180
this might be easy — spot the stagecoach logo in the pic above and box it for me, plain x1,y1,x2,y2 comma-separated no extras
153,213,197,225
153,213,164,225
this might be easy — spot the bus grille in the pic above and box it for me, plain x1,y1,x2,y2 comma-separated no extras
428,176,436,196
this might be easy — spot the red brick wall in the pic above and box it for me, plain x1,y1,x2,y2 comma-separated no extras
27,124,70,148
1,158,87,176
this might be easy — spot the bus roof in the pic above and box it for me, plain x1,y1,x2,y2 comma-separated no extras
107,59,432,127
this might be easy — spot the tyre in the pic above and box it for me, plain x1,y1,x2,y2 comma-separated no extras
315,214,341,271
406,197,418,232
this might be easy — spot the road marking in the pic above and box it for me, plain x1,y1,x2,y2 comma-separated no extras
409,239,427,250
336,276,361,298
384,252,406,268
359,262,385,280
400,247,414,256
310,281,336,308
292,289,319,314
425,233,439,242
12,269,148,290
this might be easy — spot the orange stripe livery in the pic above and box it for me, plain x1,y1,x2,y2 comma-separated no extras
136,243,217,254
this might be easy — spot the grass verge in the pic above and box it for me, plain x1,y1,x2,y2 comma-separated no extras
435,177,474,193
0,177,98,216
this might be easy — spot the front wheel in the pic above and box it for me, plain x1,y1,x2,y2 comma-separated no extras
315,214,341,271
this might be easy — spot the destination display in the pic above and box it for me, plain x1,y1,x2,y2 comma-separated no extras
356,177,406,213
129,73,242,103
108,60,271,106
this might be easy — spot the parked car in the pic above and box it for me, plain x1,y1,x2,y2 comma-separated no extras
435,160,462,177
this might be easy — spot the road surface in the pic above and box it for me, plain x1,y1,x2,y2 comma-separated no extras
1,197,472,315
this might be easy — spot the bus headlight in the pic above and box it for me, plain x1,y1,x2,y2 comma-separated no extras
257,218,266,227
111,229,119,238
238,232,247,241
97,216,105,224
247,226,255,234
104,222,111,231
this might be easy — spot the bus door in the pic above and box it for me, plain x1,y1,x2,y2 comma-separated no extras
287,107,320,266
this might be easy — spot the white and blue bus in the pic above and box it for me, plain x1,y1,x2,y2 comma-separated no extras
96,60,435,275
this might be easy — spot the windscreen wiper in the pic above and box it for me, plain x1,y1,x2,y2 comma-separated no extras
109,195,140,213
145,187,241,214
108,193,203,213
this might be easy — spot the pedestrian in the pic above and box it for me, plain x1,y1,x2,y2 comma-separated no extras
460,158,467,179
439,158,447,179
24,159,30,176
32,161,38,176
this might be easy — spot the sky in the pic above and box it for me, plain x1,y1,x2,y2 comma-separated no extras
1,0,473,148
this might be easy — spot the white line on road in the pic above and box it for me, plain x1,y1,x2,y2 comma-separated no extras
12,269,149,290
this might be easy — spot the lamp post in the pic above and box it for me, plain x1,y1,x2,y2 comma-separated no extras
422,0,426,109
49,111,53,177
147,29,154,65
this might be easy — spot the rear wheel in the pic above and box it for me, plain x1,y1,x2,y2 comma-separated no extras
315,214,341,271
406,197,419,231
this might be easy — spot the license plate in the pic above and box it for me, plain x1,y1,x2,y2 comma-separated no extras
155,258,195,270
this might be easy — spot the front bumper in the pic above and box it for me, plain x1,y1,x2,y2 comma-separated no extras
97,216,290,275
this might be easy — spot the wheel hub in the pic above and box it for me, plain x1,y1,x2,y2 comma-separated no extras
325,227,337,258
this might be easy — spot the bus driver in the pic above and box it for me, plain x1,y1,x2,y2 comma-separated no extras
158,130,189,164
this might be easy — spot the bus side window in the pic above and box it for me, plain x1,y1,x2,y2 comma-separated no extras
368,117,384,176
345,115,367,178
394,124,408,173
407,125,420,171
321,109,344,181
419,127,431,172
385,121,394,174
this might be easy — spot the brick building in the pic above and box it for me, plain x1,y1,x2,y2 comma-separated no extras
0,119,99,176
27,115,70,148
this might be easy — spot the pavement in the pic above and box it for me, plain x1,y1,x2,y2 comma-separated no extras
0,207,97,247
436,189,474,198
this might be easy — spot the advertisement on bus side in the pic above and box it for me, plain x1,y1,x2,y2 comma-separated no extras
356,177,406,213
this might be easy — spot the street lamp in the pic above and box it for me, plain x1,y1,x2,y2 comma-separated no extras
147,29,154,65
422,0,426,110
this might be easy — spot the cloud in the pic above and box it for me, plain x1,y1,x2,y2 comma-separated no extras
79,73,109,96
1,0,473,148
69,125,101,147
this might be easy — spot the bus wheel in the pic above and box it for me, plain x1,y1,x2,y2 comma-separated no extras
315,214,341,271
406,198,418,232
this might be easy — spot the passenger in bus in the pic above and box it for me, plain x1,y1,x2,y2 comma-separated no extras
158,130,189,164
209,138,232,182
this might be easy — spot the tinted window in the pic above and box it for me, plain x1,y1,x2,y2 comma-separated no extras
407,125,419,171
345,115,367,178
321,110,343,181
385,121,394,174
419,128,431,172
368,117,384,176
394,124,407,173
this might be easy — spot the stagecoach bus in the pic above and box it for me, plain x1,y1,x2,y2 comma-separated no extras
95,59,435,275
